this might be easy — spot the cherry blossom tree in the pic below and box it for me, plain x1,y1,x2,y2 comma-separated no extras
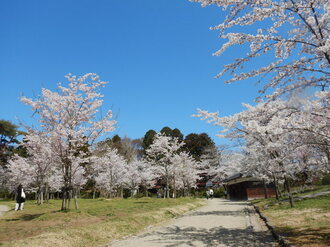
172,151,201,197
124,159,142,197
146,133,184,198
290,91,330,163
124,159,157,197
190,0,330,99
6,155,34,191
22,132,60,204
20,73,116,210
195,99,307,206
196,90,330,206
92,147,127,198
207,151,244,183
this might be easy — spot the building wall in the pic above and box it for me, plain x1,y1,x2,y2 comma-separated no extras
228,180,276,200
246,187,276,200
228,182,248,200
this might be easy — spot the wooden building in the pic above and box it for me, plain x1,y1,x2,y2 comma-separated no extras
224,173,276,200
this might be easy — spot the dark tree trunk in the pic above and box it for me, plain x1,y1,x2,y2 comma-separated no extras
263,179,268,199
273,174,279,201
284,176,294,207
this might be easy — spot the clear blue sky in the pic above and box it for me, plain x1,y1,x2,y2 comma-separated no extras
0,0,261,145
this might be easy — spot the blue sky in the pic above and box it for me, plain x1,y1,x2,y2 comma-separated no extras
0,0,261,145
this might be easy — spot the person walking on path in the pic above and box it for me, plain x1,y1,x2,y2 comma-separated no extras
209,188,214,200
15,184,26,211
205,190,210,200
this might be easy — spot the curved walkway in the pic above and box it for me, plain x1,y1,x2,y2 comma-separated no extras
108,199,278,247
0,205,10,217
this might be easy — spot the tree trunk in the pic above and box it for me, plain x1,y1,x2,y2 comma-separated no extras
37,187,44,205
61,191,66,211
45,185,49,202
145,185,148,197
284,176,294,207
165,168,170,199
166,179,170,198
273,174,279,200
40,190,44,204
74,188,79,210
263,179,268,199
173,175,176,199
120,187,124,198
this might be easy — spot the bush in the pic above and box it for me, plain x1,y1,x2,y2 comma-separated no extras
321,174,330,185
213,187,225,198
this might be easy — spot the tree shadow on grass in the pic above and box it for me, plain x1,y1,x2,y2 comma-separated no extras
277,227,330,246
5,213,45,221
140,225,276,247
4,210,59,222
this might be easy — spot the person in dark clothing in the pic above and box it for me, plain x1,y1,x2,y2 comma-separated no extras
224,190,228,199
15,184,26,211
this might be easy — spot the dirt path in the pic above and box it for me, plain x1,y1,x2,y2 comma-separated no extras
0,205,10,216
108,199,278,247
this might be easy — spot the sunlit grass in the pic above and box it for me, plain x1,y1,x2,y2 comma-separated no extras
0,197,204,247
252,187,330,247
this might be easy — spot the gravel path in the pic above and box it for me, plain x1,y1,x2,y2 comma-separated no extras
0,205,10,216
108,199,278,247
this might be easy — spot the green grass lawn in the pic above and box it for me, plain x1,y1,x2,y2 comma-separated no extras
253,188,330,247
0,197,204,247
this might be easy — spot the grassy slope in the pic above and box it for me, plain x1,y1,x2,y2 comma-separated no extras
253,186,330,247
0,197,204,247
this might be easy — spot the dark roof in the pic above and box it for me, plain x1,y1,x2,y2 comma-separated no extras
226,177,262,186
223,173,263,185
223,173,242,182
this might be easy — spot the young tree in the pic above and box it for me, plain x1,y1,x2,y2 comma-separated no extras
20,73,116,210
190,0,330,98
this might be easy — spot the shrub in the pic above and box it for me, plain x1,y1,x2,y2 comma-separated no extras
321,174,330,185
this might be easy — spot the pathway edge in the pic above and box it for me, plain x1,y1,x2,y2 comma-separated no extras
252,203,292,247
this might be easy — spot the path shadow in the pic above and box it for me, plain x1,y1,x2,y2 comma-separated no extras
189,210,246,217
141,225,276,247
221,202,250,206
